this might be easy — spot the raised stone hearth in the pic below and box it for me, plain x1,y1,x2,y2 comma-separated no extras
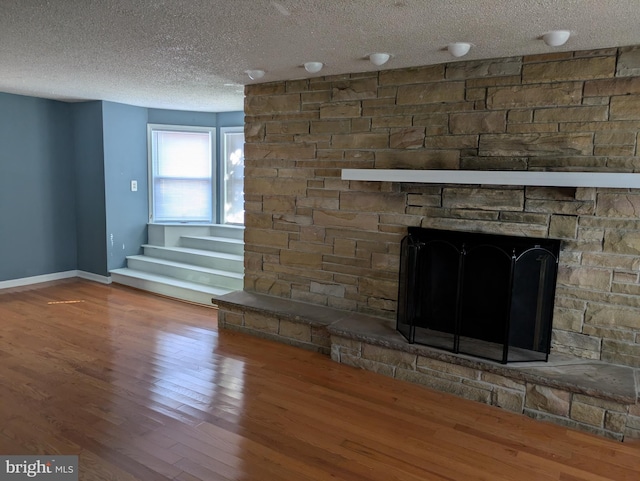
216,291,640,442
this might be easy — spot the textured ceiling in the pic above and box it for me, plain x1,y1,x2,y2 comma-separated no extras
2,0,640,112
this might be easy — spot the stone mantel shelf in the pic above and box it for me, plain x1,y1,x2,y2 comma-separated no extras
341,169,640,188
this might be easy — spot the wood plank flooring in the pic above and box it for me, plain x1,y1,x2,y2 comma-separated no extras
0,279,638,480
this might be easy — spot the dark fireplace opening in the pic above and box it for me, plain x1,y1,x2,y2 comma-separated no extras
397,228,561,364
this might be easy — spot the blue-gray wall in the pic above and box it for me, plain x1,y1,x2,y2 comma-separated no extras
103,102,149,271
72,101,108,276
0,93,77,281
0,92,242,282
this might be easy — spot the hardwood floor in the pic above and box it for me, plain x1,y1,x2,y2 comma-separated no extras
0,280,638,481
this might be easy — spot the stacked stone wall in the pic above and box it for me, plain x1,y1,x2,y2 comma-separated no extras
244,46,640,368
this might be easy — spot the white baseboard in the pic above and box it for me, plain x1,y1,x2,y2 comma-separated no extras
77,271,112,284
0,270,112,290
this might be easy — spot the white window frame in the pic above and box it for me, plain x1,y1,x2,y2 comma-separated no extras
220,126,245,225
147,124,217,224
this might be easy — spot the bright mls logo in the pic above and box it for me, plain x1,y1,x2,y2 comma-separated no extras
1,456,78,481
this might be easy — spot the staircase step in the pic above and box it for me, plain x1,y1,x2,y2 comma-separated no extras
180,235,244,255
142,244,244,273
125,256,243,290
110,268,233,306
210,224,245,240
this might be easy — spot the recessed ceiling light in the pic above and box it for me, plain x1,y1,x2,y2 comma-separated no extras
542,30,571,47
304,62,323,73
447,42,472,57
369,53,391,66
245,69,265,80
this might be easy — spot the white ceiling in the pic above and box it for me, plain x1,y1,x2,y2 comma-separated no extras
2,0,640,112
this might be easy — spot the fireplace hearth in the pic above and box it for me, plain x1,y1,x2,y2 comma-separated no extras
397,228,561,364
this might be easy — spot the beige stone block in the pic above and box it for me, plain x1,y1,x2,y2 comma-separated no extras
362,344,416,369
582,325,636,342
319,101,361,118
372,116,412,129
450,111,506,134
443,187,524,211
605,412,629,433
549,215,578,238
553,307,584,331
311,119,351,134
390,128,425,149
245,122,266,142
573,394,629,413
593,145,636,157
426,135,478,149
571,402,605,427
245,229,289,248
340,191,407,213
534,106,609,123
507,123,559,134
525,384,571,416
522,57,615,83
493,388,525,413
460,156,528,171
479,132,593,157
279,320,311,342
487,82,582,109
481,373,525,391
597,194,640,217
310,281,345,298
526,200,595,216
351,118,371,132
331,78,378,101
302,90,331,104
244,312,279,334
313,210,379,230
585,304,640,330
246,175,308,196
245,143,316,161
417,357,480,380
359,277,397,300
397,82,465,105
594,131,637,145
584,76,640,97
332,132,388,149
508,109,533,123
446,58,522,79
279,250,323,269
266,121,310,135
602,339,640,357
616,46,640,77
245,94,301,115
341,353,395,377
557,266,612,291
610,95,640,120
466,75,522,88
465,87,486,101
379,65,444,85
374,150,460,169
218,311,243,327
407,193,441,208
605,230,640,255
552,330,601,352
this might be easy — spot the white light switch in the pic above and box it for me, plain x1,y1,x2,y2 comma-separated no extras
131,180,138,192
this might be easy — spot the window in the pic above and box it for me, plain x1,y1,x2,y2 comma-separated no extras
221,127,245,224
148,125,216,223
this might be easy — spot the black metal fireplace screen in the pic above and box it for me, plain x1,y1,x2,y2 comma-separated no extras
397,228,561,363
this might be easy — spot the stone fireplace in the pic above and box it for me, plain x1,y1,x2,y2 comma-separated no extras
242,45,640,370
219,44,640,440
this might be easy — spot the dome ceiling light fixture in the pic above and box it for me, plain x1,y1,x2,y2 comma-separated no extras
447,42,472,58
542,30,571,47
369,52,391,66
304,61,324,73
245,69,265,80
